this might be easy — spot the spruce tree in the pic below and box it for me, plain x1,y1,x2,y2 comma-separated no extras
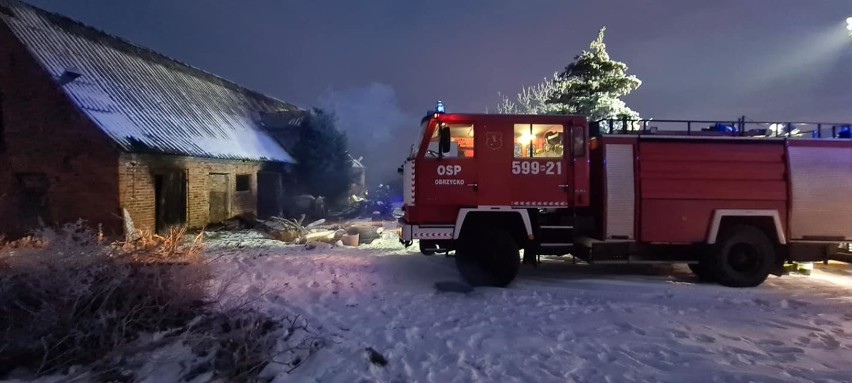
291,108,352,204
545,27,642,126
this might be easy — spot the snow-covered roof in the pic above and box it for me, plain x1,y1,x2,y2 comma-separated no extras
0,0,297,163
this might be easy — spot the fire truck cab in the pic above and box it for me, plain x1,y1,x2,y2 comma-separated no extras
399,104,852,288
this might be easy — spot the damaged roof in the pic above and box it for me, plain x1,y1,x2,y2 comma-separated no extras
0,0,297,163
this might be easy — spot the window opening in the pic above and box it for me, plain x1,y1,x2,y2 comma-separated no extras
513,124,564,158
235,174,251,192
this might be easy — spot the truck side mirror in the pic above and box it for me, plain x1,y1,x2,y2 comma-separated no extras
439,126,451,153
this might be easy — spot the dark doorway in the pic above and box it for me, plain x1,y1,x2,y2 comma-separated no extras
257,171,283,219
208,173,229,224
154,171,187,233
15,172,51,229
1,89,6,152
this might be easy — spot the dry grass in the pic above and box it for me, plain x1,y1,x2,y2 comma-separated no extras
0,221,323,382
0,233,47,250
116,225,206,265
0,221,210,378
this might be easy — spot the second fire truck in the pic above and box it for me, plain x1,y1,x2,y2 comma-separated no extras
398,103,852,288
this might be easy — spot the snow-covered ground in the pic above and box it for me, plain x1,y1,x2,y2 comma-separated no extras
194,229,852,383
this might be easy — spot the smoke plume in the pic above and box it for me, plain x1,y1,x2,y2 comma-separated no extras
318,83,419,190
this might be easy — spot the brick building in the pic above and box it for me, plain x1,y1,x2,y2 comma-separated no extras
0,0,300,236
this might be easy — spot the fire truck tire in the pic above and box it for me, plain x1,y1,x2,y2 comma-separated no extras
687,263,716,282
710,225,775,288
455,229,520,287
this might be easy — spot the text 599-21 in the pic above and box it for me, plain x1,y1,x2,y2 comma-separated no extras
511,161,562,175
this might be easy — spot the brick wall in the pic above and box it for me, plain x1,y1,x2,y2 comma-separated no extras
0,24,121,237
0,23,289,237
119,153,266,232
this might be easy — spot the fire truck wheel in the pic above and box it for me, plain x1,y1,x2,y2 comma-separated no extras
711,225,775,288
687,263,715,282
455,229,520,287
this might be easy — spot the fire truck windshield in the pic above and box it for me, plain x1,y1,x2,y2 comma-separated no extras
410,120,475,159
409,120,430,159
426,123,474,158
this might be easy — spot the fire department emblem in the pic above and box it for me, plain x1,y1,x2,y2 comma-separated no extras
485,132,503,150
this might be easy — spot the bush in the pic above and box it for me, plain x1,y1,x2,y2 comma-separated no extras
180,309,325,383
0,222,326,382
0,221,209,378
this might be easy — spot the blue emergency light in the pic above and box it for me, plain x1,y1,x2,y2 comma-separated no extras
436,100,445,114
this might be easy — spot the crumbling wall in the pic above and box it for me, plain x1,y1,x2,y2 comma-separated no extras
119,153,279,232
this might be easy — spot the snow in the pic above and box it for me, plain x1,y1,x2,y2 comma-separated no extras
191,230,852,383
5,228,849,382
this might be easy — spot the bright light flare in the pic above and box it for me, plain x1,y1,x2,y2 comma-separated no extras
807,270,852,289
518,132,534,145
768,123,803,137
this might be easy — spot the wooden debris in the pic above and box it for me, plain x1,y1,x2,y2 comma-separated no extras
306,219,326,229
303,230,338,244
254,216,309,244
123,208,141,242
346,225,381,244
341,233,359,247
250,215,399,246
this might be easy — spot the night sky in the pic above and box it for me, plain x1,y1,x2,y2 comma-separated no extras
23,0,852,183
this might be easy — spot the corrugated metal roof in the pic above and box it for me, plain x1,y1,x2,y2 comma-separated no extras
0,0,297,163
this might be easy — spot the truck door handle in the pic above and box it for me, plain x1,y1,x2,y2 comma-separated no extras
467,183,478,191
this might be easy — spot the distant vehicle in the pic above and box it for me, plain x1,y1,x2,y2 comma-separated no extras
397,103,852,287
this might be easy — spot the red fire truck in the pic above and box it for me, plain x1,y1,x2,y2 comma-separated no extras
398,103,852,288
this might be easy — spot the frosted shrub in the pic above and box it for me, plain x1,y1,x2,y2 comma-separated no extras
180,309,325,383
0,222,325,382
0,222,210,378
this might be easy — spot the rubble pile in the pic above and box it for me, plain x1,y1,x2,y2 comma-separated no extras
253,216,396,248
